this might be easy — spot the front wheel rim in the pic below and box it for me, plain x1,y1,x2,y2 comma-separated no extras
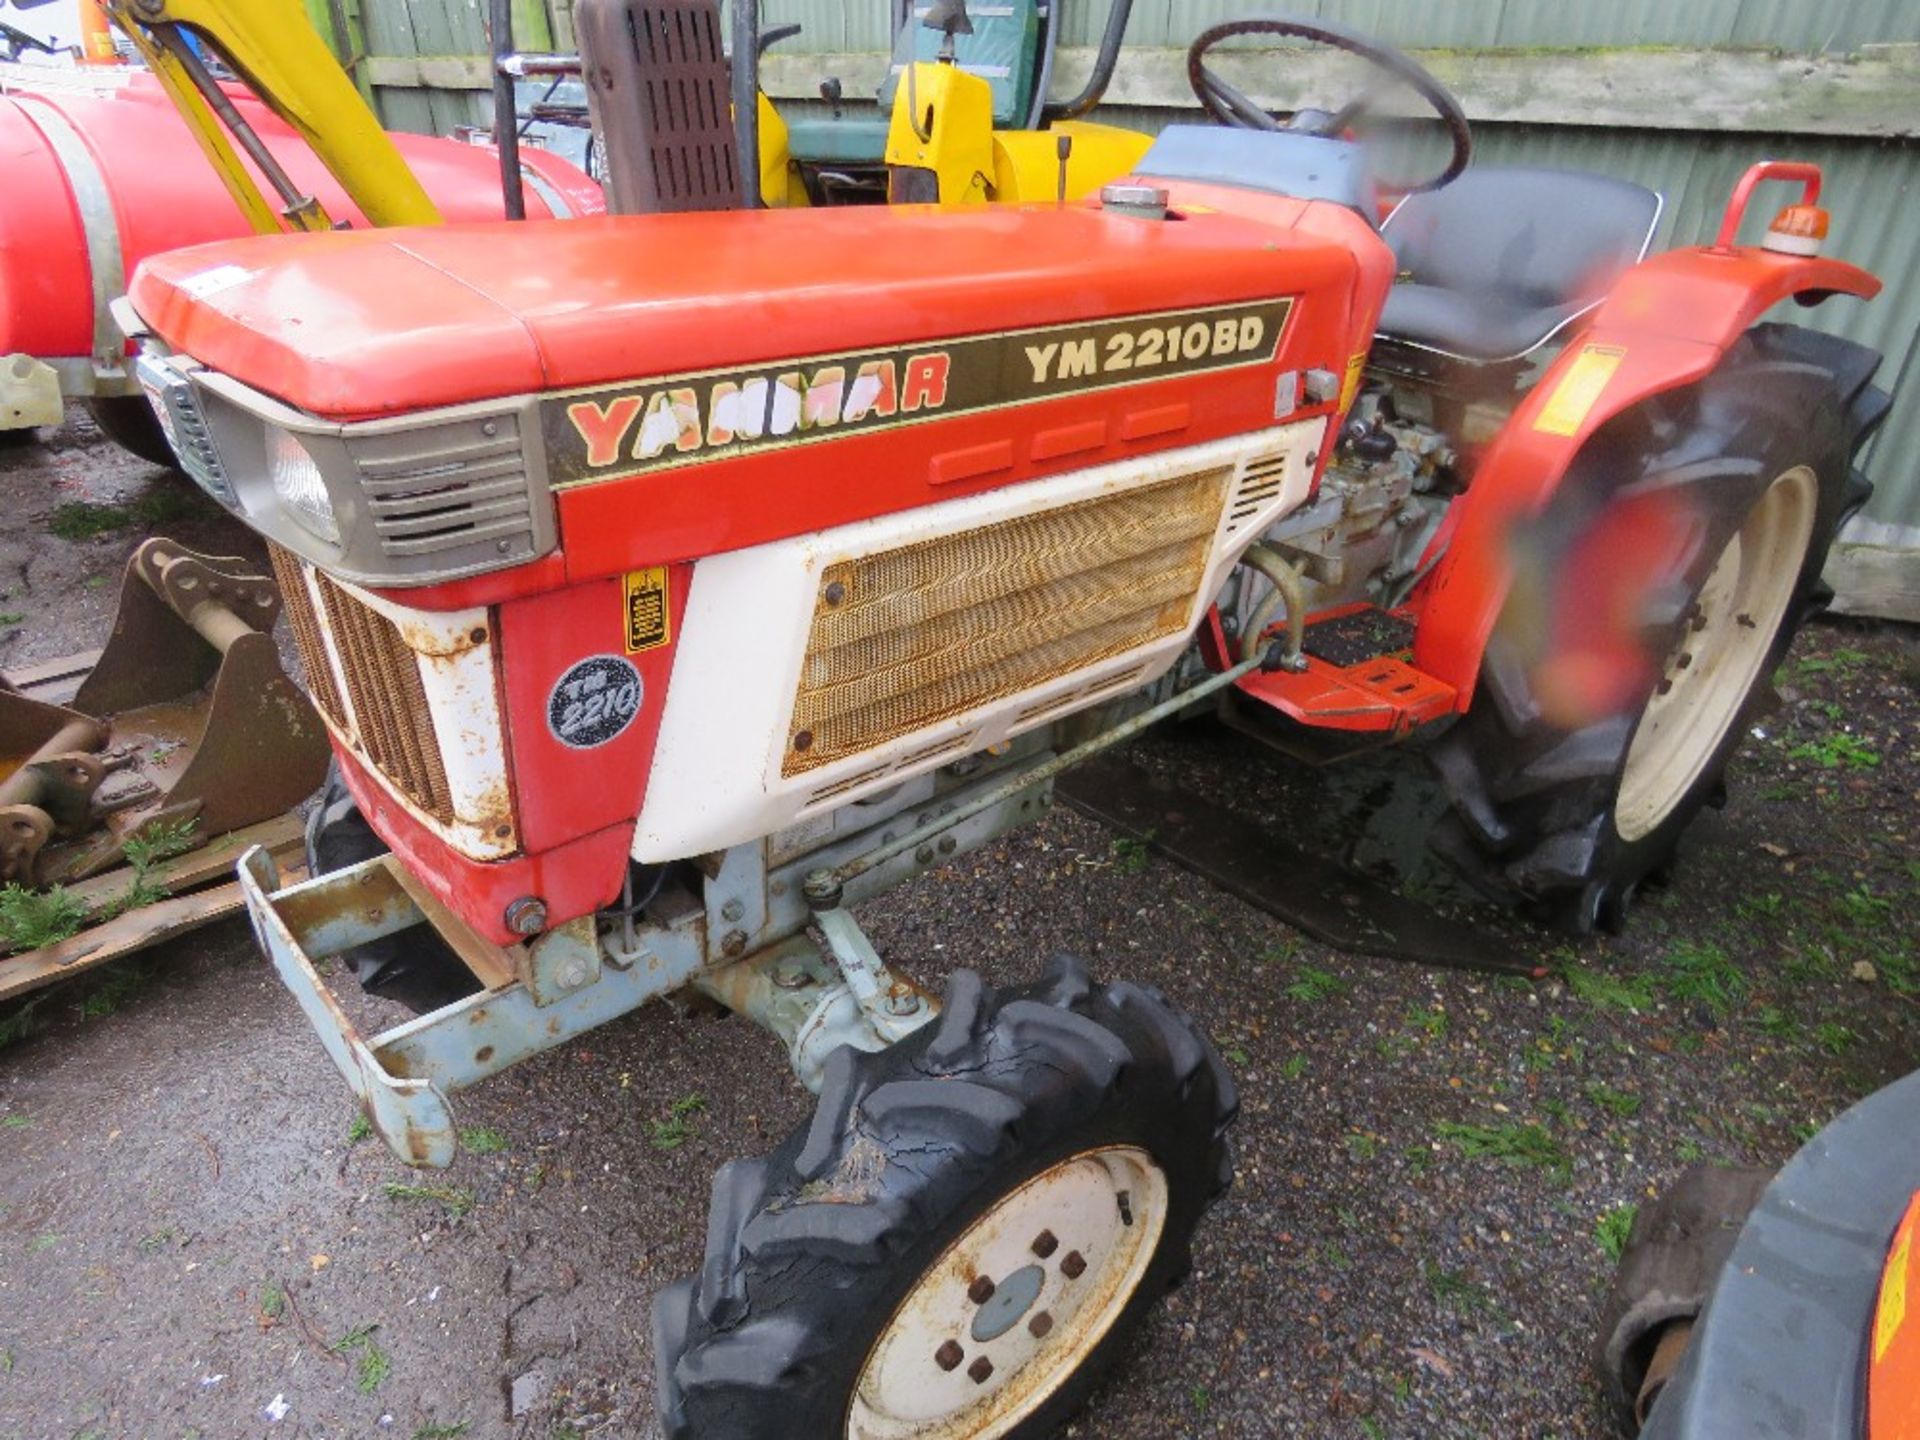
1615,465,1818,842
846,1145,1170,1440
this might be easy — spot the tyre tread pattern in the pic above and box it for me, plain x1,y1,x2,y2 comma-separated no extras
1431,324,1886,932
654,955,1237,1439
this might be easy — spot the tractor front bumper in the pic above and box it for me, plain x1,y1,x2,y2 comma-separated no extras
1640,1067,1920,1438
236,846,709,1168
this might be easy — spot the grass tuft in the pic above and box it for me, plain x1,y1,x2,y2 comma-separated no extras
381,1182,473,1218
1284,965,1348,1003
1435,1120,1570,1182
1660,941,1745,1017
1596,1204,1637,1262
649,1093,707,1151
1562,963,1656,1012
47,501,130,541
0,885,89,952
332,1323,392,1394
459,1126,508,1155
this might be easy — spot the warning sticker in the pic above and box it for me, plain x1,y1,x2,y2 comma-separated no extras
1878,1226,1911,1364
1533,344,1626,437
1338,351,1368,413
624,567,672,654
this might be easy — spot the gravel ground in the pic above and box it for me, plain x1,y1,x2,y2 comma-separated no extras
0,413,1916,1439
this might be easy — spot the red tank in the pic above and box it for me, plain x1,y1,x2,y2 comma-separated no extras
0,67,602,373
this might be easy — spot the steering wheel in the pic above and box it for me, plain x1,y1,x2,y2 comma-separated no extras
1186,16,1471,193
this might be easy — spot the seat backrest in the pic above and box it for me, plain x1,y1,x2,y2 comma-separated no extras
1385,167,1661,312
876,0,1044,128
575,0,741,215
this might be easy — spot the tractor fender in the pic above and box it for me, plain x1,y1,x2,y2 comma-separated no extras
1411,244,1881,704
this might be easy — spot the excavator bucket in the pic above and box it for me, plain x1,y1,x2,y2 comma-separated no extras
0,537,328,887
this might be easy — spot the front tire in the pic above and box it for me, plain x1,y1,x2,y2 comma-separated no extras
83,396,178,469
653,955,1237,1439
1430,324,1886,931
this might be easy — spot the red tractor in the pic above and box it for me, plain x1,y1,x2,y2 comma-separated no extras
115,13,1884,1437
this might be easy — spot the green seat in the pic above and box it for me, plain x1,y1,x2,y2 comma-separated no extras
881,0,1041,127
785,115,894,166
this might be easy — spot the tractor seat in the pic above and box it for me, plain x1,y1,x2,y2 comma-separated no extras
1377,167,1662,363
785,115,894,167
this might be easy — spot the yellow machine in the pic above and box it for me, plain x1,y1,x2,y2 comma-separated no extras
102,0,440,233
876,57,1150,205
757,0,1152,207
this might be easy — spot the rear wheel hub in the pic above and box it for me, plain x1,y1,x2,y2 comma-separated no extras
1615,465,1817,842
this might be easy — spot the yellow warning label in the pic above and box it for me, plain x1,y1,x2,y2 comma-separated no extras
1533,343,1627,437
1878,1228,1911,1363
623,567,672,654
1339,352,1368,413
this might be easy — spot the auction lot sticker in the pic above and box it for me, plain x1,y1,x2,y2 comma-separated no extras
549,654,643,748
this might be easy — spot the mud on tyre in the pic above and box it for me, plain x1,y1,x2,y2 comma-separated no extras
653,955,1238,1439
1430,323,1888,932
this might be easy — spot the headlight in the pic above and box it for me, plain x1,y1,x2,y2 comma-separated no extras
268,428,340,543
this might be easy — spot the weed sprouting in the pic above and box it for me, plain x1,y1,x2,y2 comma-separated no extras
1810,1021,1853,1055
1661,942,1745,1017
332,1323,392,1394
1407,1006,1448,1038
1596,1205,1637,1262
1562,963,1656,1013
459,1127,509,1155
649,1093,707,1151
1787,733,1880,770
1422,1260,1493,1315
1111,834,1154,874
1586,1083,1642,1118
1435,1121,1570,1182
0,885,88,952
381,1182,473,1218
47,501,130,541
1284,966,1347,1003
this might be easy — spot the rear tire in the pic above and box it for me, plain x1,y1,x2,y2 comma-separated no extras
653,955,1237,1440
305,763,479,1015
82,396,178,469
1430,324,1886,932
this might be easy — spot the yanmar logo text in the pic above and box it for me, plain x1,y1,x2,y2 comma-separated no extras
540,298,1291,486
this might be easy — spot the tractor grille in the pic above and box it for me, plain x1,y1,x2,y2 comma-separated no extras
784,468,1231,776
344,411,540,562
270,544,456,825
270,544,345,725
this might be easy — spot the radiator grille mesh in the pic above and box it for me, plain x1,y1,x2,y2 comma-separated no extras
270,544,344,727
785,468,1230,776
269,544,455,825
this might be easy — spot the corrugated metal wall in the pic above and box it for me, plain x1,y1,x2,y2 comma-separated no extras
758,0,1920,53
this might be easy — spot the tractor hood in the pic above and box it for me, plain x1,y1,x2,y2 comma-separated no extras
129,199,1359,422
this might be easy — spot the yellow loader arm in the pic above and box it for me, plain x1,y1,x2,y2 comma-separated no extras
103,0,440,233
